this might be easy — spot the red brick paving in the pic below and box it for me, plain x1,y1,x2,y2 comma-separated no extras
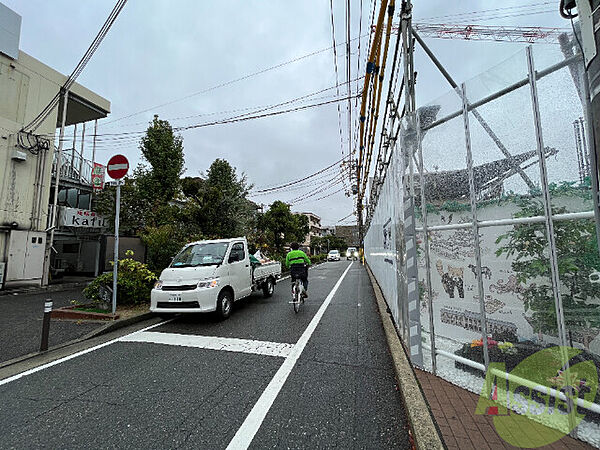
415,369,593,450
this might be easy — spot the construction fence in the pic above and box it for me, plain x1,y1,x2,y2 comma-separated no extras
364,43,600,445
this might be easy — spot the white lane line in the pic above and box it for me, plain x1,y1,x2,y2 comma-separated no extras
226,262,354,450
121,332,295,358
0,319,172,386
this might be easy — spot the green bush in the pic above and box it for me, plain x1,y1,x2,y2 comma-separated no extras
84,250,157,306
141,224,201,274
311,254,327,264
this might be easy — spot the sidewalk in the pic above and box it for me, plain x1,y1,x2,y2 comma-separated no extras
415,368,592,449
0,288,104,364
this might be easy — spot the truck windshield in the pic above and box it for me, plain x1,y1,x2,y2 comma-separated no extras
171,243,229,267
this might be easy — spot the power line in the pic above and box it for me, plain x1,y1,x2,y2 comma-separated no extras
22,0,128,132
103,34,368,127
416,2,553,23
329,0,345,164
293,187,346,205
51,77,364,147
251,157,346,194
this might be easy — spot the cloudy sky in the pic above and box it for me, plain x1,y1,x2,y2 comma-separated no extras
4,0,570,226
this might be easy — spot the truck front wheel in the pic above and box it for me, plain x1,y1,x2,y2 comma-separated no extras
263,278,275,298
217,290,233,319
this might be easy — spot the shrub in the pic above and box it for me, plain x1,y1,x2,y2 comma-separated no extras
84,250,157,306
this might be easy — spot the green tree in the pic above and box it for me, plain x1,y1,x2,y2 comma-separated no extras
259,201,309,253
181,159,256,238
95,116,185,232
141,223,202,273
496,196,600,348
311,235,347,254
94,172,149,235
138,115,185,206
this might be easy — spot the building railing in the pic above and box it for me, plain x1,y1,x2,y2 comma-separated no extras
51,147,93,185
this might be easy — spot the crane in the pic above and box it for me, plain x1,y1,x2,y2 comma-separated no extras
376,23,570,44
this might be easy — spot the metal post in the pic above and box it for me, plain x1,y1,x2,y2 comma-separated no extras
461,83,490,369
112,180,121,316
71,123,77,179
40,299,52,351
43,89,69,286
526,46,569,348
527,48,577,436
416,113,437,374
91,119,98,203
581,74,600,256
78,122,85,180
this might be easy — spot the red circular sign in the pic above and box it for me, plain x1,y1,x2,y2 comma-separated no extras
107,154,129,179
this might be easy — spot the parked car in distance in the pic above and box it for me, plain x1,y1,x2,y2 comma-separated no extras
327,250,340,261
150,237,281,319
346,247,358,260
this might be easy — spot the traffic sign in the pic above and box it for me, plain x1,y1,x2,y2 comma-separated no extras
107,154,129,179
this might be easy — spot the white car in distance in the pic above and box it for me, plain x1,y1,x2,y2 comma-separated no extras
327,250,341,261
346,247,359,260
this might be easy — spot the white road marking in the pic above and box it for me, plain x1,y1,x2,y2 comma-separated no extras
226,262,354,450
0,319,172,386
121,332,294,358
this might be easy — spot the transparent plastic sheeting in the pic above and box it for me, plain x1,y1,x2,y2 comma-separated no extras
364,115,424,367
364,44,600,446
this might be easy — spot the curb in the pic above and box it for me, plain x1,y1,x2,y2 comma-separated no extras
51,305,120,321
0,311,156,371
365,263,445,450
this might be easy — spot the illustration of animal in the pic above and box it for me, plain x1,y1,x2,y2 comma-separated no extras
436,260,464,299
468,263,492,280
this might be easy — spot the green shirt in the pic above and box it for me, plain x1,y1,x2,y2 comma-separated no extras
285,249,311,268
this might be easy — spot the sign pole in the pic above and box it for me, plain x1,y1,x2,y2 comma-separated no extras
112,179,121,316
106,154,129,317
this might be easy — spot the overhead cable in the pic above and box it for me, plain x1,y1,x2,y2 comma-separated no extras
22,0,128,132
103,35,368,127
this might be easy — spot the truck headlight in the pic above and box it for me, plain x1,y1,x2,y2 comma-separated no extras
197,278,219,289
154,280,163,290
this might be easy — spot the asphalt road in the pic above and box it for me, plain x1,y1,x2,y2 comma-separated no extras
0,288,102,364
0,262,410,449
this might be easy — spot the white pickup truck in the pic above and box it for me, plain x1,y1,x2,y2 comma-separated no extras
150,237,281,319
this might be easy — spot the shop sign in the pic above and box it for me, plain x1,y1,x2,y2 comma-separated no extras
59,207,108,228
92,163,105,191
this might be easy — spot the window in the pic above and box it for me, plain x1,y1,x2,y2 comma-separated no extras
229,243,245,263
171,242,229,267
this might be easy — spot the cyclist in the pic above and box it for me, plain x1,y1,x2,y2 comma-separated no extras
285,242,311,298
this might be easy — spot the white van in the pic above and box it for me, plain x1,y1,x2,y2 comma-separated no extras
150,237,281,319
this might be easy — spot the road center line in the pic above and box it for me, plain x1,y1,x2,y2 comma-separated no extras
121,331,295,358
226,262,354,450
0,319,172,386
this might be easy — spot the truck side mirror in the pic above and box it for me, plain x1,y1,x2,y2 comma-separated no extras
228,253,240,263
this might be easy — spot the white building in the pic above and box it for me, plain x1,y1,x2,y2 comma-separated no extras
0,3,110,288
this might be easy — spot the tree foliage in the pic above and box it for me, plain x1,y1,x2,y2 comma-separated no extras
138,115,185,204
496,197,600,347
181,159,256,238
310,235,347,254
257,201,309,253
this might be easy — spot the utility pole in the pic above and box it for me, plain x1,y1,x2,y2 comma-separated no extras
43,89,69,286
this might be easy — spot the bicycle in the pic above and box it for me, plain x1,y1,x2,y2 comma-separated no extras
289,264,308,313
290,278,305,313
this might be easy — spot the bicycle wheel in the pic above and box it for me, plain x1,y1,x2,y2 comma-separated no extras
293,281,301,313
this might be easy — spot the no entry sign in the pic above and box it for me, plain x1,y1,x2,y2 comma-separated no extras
107,154,129,179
